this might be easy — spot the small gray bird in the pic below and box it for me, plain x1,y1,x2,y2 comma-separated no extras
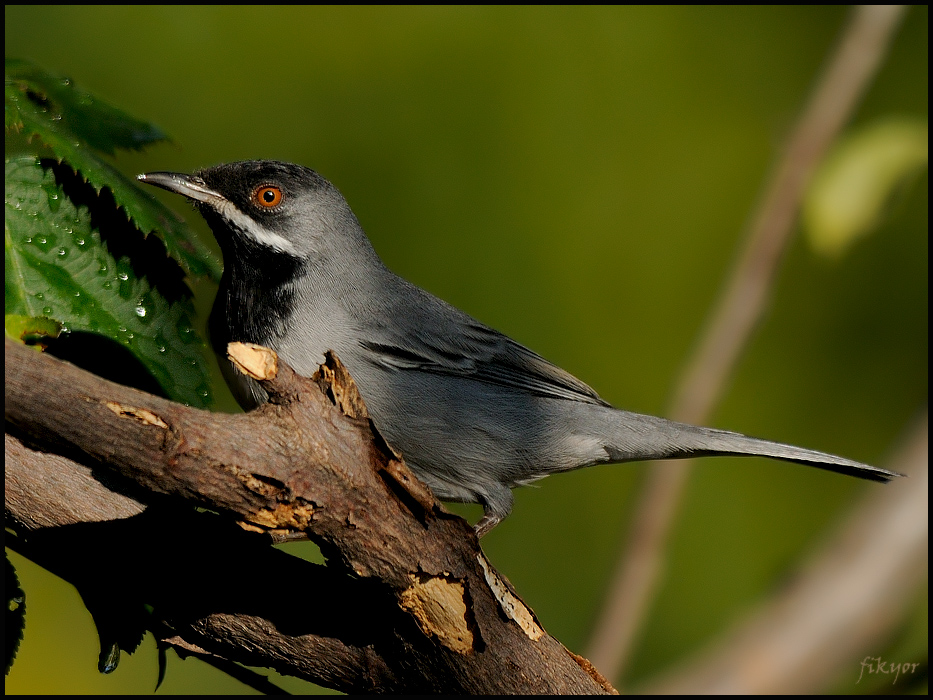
139,161,900,536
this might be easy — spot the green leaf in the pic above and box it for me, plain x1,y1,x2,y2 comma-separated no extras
5,555,26,675
5,59,221,280
5,58,165,153
5,157,213,407
804,117,929,257
4,314,62,348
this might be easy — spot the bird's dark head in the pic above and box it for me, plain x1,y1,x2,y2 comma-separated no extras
138,160,371,263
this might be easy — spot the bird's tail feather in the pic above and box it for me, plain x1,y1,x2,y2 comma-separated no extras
605,411,902,483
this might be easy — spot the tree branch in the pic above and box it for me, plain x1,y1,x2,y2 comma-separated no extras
5,337,616,694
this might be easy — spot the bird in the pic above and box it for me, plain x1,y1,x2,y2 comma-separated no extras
138,160,901,536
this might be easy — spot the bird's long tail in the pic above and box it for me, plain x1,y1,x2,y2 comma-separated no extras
603,410,902,482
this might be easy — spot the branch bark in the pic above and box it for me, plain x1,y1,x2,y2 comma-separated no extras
4,337,616,694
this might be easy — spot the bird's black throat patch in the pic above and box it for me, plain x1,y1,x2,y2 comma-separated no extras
207,222,305,353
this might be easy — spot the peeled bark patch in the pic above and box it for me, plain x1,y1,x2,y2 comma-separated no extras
477,554,543,641
399,573,473,654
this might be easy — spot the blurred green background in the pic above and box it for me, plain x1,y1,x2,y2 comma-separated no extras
5,5,926,694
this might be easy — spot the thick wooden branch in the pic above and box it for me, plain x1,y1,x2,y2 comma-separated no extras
4,337,615,694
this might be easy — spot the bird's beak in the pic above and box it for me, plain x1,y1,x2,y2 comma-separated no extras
137,171,225,206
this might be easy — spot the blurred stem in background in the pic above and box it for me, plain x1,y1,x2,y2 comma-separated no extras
585,5,923,693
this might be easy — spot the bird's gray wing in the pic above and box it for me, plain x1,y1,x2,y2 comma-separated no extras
358,288,610,407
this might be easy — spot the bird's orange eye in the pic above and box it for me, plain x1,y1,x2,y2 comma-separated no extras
254,185,283,208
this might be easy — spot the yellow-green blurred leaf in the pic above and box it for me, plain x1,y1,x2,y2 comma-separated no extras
804,118,928,257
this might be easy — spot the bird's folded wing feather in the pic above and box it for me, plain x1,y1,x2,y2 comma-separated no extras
358,289,609,406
